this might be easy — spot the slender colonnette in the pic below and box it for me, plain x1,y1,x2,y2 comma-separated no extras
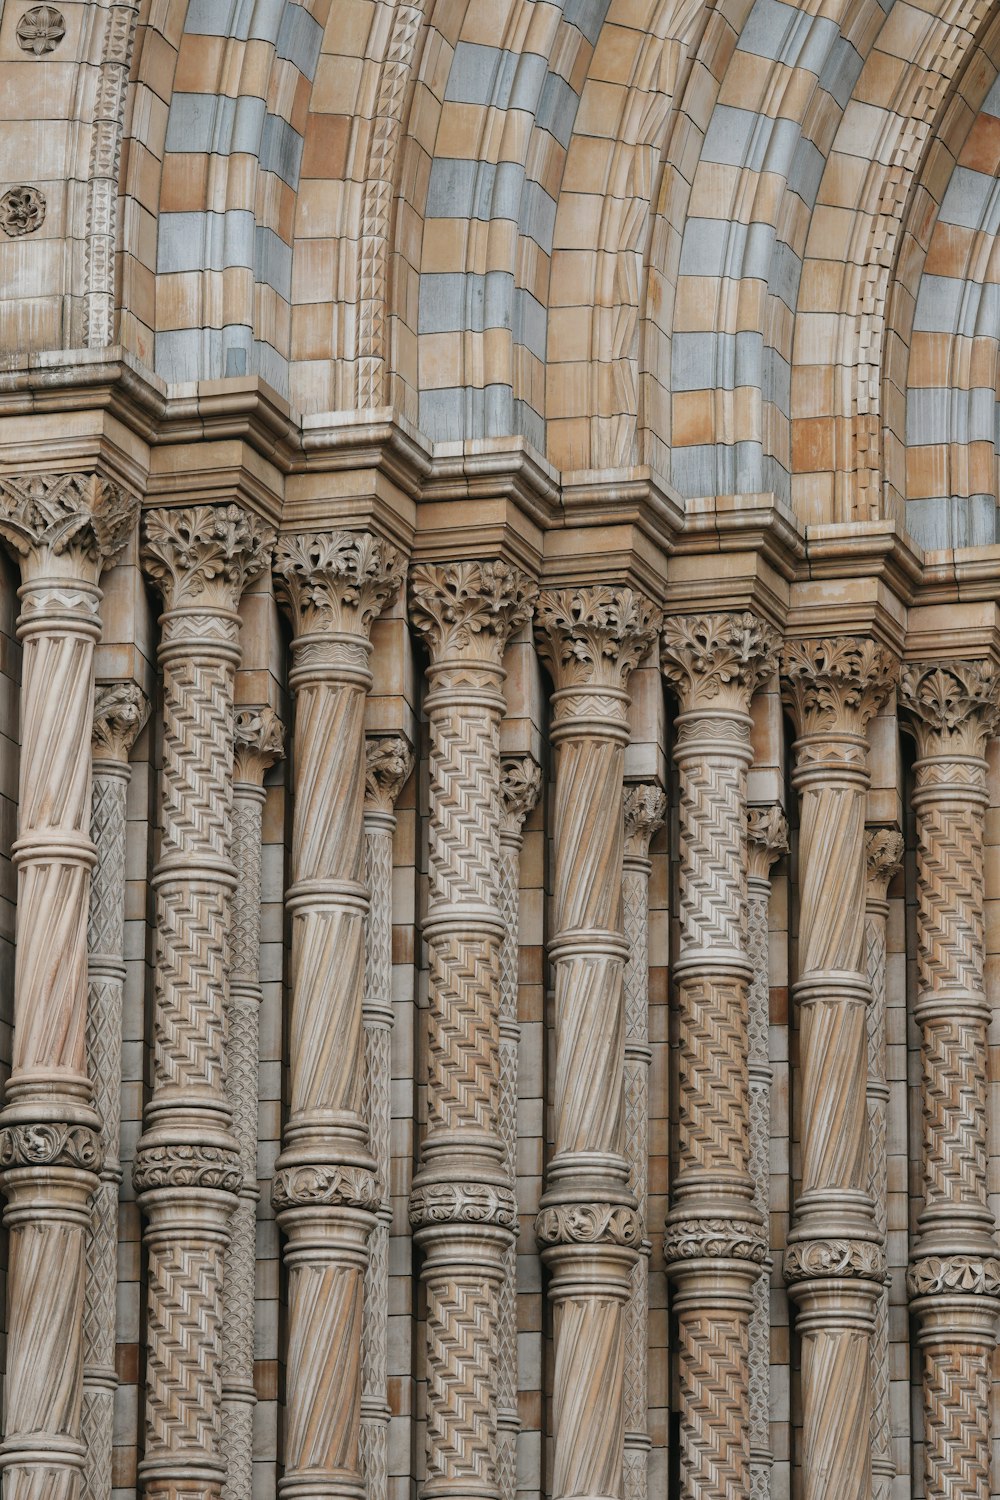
780,638,898,1500
660,614,779,1500
864,829,903,1500
746,806,788,1500
621,784,666,1500
360,734,415,1500
271,532,404,1500
497,755,543,1500
84,681,151,1500
221,708,285,1500
899,662,1000,1500
408,561,537,1500
0,472,138,1500
534,587,660,1500
134,504,273,1500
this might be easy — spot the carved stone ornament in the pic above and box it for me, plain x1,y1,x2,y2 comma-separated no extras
234,705,285,784
142,504,275,613
132,1144,241,1196
409,559,538,660
365,733,414,812
781,637,898,736
865,827,904,901
907,1255,1000,1299
899,659,1000,759
783,1238,886,1283
271,1163,381,1213
409,1181,518,1230
747,803,789,879
274,529,404,637
0,470,138,565
0,184,45,236
0,1122,102,1172
535,586,661,690
16,6,66,54
92,680,150,763
661,611,780,710
535,1202,643,1247
663,1217,768,1265
499,754,543,835
623,782,666,859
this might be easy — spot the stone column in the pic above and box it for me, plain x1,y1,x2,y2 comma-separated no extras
533,587,661,1500
497,755,542,1500
83,681,151,1500
360,734,414,1500
407,561,537,1500
135,504,273,1500
221,707,284,1500
863,829,902,1500
746,806,788,1500
271,532,404,1500
898,661,1000,1500
660,614,779,1500
0,471,138,1500
621,784,665,1500
780,638,898,1500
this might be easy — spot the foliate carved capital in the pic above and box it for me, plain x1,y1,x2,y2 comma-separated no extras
234,706,285,785
409,1182,518,1232
661,612,779,713
274,530,404,639
663,1216,767,1266
92,680,150,763
142,505,274,614
865,828,904,902
409,560,537,664
500,755,542,836
132,1144,241,1196
535,587,661,699
271,1163,380,1214
898,660,1000,759
365,734,414,814
781,637,898,738
907,1254,1000,1299
535,1202,643,1248
783,1238,886,1284
0,471,138,575
623,783,666,860
0,1122,102,1173
747,804,789,880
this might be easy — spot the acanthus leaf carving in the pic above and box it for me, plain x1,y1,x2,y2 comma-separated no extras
781,637,898,736
409,1182,518,1231
92,680,150,763
233,706,285,786
865,827,904,902
274,529,404,639
142,504,274,613
0,1122,102,1173
746,804,789,880
664,1216,768,1266
535,586,661,696
499,754,542,837
365,734,414,813
0,470,138,571
783,1238,886,1283
132,1144,241,1196
409,560,537,663
661,612,780,712
899,660,1000,759
271,1163,380,1213
623,782,666,861
535,1202,643,1248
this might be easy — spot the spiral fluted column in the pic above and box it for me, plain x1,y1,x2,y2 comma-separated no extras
83,682,150,1500
660,613,779,1500
271,532,404,1500
134,504,273,1500
360,734,414,1500
746,806,788,1500
221,708,284,1500
621,784,665,1500
0,471,139,1500
899,662,1000,1500
780,638,897,1500
533,587,660,1500
408,562,537,1500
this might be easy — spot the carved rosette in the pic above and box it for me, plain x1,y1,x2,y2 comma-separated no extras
0,472,139,1499
408,561,536,1500
534,586,660,1500
780,638,898,1500
135,506,272,1500
272,531,403,1500
360,734,413,1500
899,660,1000,1500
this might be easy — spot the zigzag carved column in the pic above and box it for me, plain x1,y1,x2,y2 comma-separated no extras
898,662,1000,1500
534,588,660,1500
135,504,273,1500
660,614,779,1500
746,806,788,1500
271,533,404,1500
221,708,284,1500
0,472,138,1500
781,638,898,1500
621,784,666,1500
408,562,537,1500
497,755,542,1500
361,734,414,1500
864,830,903,1500
83,682,151,1500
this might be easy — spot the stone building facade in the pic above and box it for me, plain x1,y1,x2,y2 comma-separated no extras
0,3,999,1499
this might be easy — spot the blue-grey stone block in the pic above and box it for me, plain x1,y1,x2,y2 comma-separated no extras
277,2,323,76
254,226,292,301
446,43,516,107
260,113,303,188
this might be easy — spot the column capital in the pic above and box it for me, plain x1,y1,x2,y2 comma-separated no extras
747,804,789,881
535,587,661,726
0,470,139,581
92,680,150,764
499,754,542,838
661,611,779,713
898,659,1000,759
364,733,414,814
142,504,274,614
410,559,537,665
623,783,666,862
234,706,285,786
781,636,898,738
865,828,904,903
274,529,404,640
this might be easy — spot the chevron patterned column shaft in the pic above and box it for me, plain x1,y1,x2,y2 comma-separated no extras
0,472,138,1500
134,506,272,1500
781,639,898,1500
899,662,1000,1500
661,614,779,1500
